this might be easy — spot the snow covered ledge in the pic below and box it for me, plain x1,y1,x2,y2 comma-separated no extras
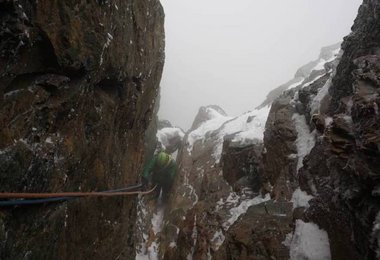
284,220,331,260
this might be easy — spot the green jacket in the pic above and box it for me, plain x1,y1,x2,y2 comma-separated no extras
143,155,177,185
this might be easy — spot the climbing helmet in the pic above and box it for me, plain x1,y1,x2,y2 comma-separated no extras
157,151,171,168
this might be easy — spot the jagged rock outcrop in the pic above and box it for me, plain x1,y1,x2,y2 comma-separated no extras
263,44,341,201
0,1,164,259
213,201,292,260
262,1,380,259
261,45,340,202
134,1,380,259
296,1,380,258
135,104,295,259
258,42,341,109
135,39,348,259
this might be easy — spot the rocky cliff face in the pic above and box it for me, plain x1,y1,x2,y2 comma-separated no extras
263,45,341,201
263,0,380,259
296,1,380,258
134,4,379,257
1,0,378,259
135,104,295,259
133,37,349,259
0,1,164,259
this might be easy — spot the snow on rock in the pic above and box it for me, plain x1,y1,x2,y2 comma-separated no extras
135,197,165,260
186,105,270,163
291,188,314,209
187,107,232,154
213,107,269,162
301,74,326,89
187,215,198,260
222,193,271,231
292,113,316,172
287,77,305,90
211,229,226,251
310,78,332,116
152,207,165,235
157,127,184,151
308,45,341,73
289,220,331,260
228,105,271,147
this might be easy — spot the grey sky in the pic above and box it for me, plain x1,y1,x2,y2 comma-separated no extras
158,0,362,129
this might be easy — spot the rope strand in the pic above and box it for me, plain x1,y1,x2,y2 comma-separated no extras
0,185,156,199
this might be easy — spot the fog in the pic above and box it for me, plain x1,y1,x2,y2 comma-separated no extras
159,0,362,130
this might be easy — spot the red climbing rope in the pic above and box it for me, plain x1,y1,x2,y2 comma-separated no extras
0,185,157,199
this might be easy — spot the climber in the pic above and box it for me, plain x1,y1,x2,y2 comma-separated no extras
142,151,177,202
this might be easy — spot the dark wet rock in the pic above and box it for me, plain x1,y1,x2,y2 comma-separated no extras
329,0,380,114
0,1,164,259
215,201,293,260
263,93,298,200
372,213,380,259
221,137,263,192
297,1,380,258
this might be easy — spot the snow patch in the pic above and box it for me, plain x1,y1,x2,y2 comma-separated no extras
291,188,314,209
151,208,164,235
157,127,184,151
289,220,331,260
310,79,332,116
292,113,316,172
211,229,225,251
187,107,231,154
287,78,305,90
302,74,325,89
213,106,270,163
135,198,165,260
222,193,271,231
186,106,270,163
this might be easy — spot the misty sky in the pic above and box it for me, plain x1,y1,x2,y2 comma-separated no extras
158,0,362,129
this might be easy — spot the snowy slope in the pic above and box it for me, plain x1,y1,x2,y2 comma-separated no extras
259,43,341,108
186,105,270,163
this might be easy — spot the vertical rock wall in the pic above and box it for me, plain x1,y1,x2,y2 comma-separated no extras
299,0,380,258
0,0,164,259
262,0,380,258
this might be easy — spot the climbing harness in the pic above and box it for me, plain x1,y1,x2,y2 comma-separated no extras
0,184,156,207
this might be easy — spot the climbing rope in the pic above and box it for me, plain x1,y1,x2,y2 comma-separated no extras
0,184,156,207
